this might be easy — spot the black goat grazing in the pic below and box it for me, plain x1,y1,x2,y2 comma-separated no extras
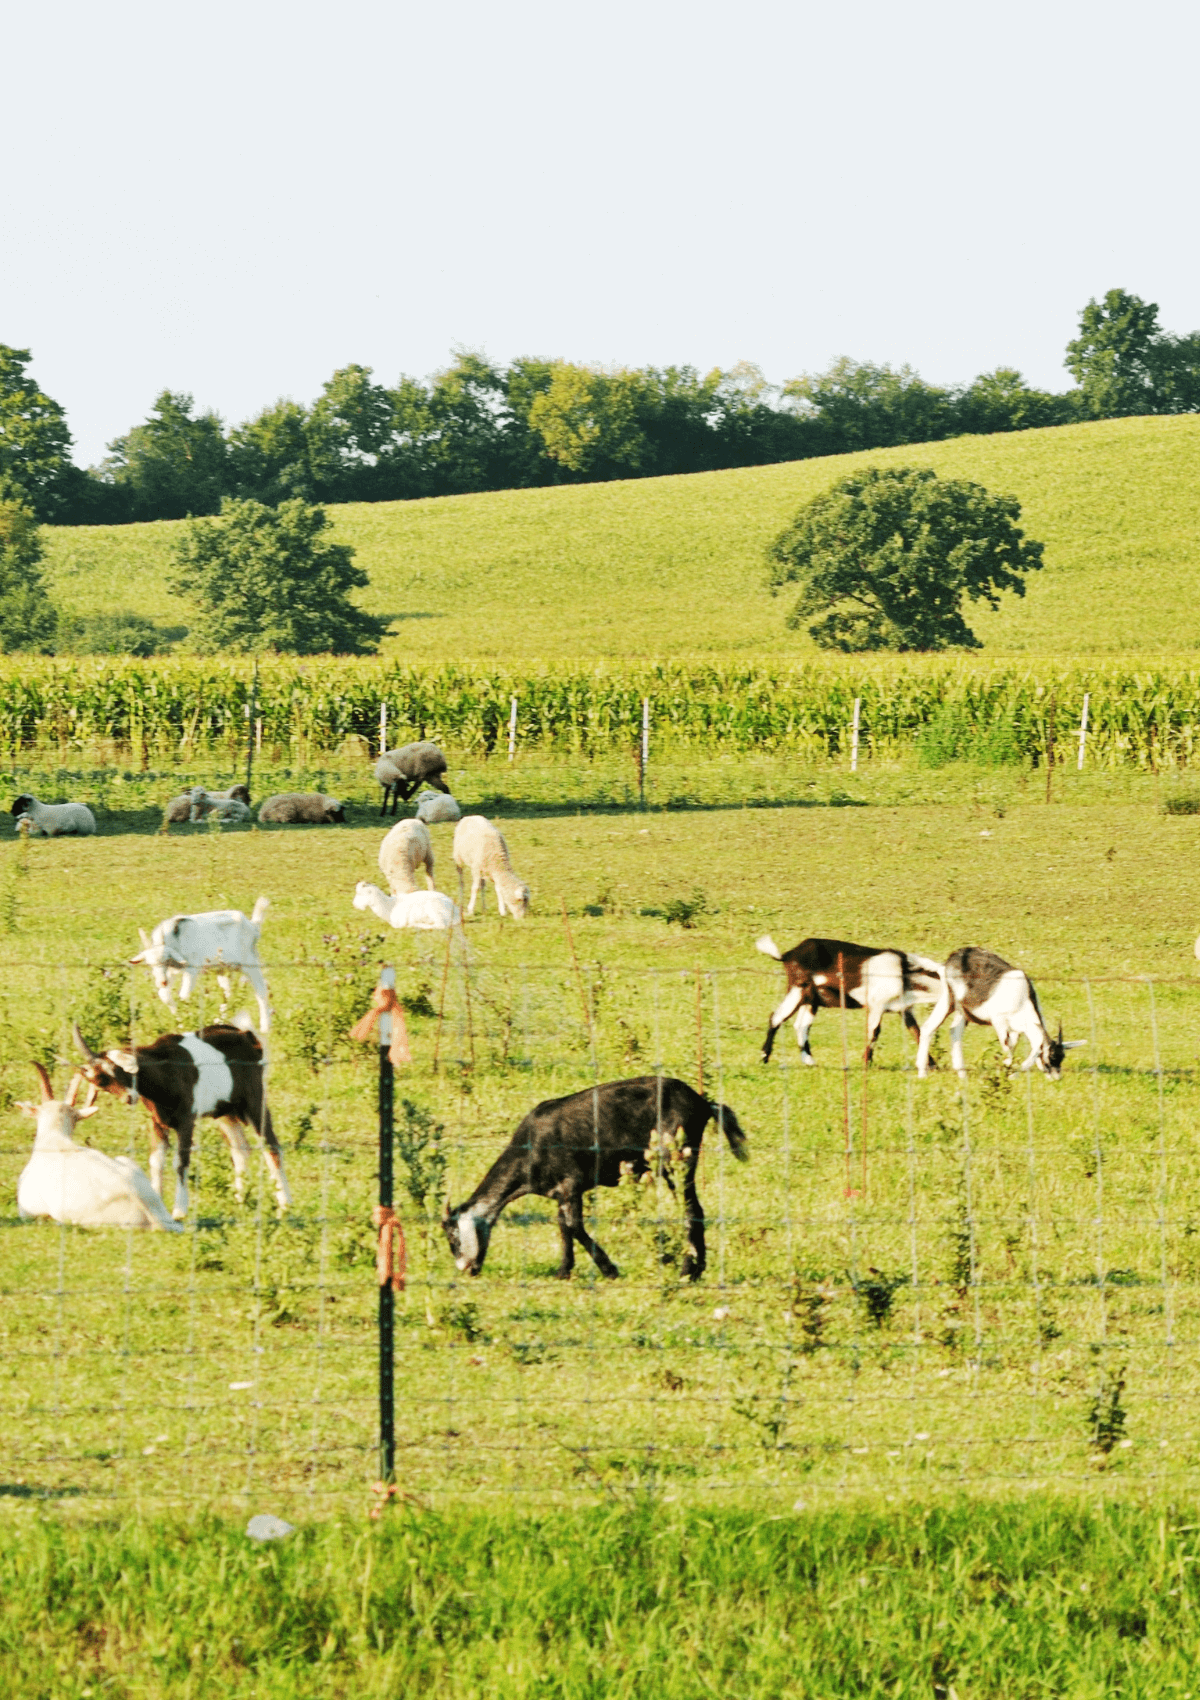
442,1075,748,1281
374,741,450,816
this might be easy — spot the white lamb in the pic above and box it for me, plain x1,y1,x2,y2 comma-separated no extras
188,787,251,824
379,819,436,895
11,794,96,837
416,791,462,825
17,1065,181,1232
130,897,272,1032
165,783,251,824
353,882,460,930
452,815,531,919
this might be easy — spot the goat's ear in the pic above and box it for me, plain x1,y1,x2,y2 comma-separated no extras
72,1104,99,1121
107,1048,138,1072
1062,1040,1088,1050
128,952,146,966
15,1100,38,1117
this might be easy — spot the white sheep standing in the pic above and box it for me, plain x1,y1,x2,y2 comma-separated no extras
11,794,96,837
353,882,460,930
130,898,272,1032
416,791,462,825
164,783,251,824
16,1064,181,1232
257,793,347,824
452,815,531,918
379,819,436,895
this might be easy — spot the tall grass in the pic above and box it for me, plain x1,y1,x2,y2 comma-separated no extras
4,654,1200,767
3,1502,1197,1696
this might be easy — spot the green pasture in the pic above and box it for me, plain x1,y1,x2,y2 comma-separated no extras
2,751,1200,1529
41,413,1200,660
5,1501,1200,1697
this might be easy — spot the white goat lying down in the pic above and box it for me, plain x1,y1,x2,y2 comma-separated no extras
353,882,460,930
379,819,436,895
17,1064,181,1232
452,815,530,918
11,794,96,837
130,898,272,1032
416,790,461,824
915,946,1085,1080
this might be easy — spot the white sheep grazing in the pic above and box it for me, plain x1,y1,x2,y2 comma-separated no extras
130,898,272,1032
353,882,460,930
11,794,96,837
379,819,436,896
257,792,347,825
416,790,462,824
165,783,251,824
452,815,531,919
17,1065,181,1232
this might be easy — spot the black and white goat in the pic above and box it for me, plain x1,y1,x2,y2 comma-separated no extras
70,1020,290,1219
756,935,945,1066
914,946,1085,1080
443,1075,749,1282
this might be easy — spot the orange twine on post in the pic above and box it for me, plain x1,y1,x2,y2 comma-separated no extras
372,1204,407,1292
350,985,412,1066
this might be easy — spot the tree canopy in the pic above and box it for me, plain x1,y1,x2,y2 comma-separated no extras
766,466,1044,652
0,484,58,652
169,498,389,655
100,390,227,520
0,346,74,519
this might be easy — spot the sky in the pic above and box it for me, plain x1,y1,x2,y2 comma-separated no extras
5,0,1199,467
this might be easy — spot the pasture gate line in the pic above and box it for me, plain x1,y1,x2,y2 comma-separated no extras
3,954,1200,1514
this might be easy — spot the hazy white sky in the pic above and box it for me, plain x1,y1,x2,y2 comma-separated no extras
5,0,1198,466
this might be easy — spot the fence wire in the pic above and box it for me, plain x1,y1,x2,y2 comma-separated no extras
2,944,1199,1515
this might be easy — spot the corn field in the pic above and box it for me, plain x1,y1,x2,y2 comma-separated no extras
4,655,1200,767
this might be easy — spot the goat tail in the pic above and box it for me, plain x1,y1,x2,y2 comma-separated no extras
250,896,270,925
707,1099,749,1162
755,935,782,961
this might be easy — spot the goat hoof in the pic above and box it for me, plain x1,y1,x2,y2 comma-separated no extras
172,1208,187,1221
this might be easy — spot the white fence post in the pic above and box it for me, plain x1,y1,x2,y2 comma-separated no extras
1077,692,1090,771
379,702,388,757
850,697,861,773
508,696,518,762
641,697,650,807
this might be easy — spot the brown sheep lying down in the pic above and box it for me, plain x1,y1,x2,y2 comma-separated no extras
257,793,346,824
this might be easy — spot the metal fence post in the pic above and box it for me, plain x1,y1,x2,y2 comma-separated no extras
377,966,396,1482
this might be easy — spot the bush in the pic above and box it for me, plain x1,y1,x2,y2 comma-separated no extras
57,612,186,657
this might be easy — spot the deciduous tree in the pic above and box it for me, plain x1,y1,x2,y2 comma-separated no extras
0,346,74,519
0,484,58,652
767,466,1043,652
169,498,389,655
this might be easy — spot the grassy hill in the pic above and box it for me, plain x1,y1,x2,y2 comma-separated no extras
43,414,1200,659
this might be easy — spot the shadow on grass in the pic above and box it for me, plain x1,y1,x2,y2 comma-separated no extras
0,1484,84,1500
473,793,870,821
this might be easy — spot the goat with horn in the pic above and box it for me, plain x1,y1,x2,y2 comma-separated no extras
915,946,1085,1080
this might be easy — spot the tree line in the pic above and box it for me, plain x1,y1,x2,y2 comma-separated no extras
3,288,1200,529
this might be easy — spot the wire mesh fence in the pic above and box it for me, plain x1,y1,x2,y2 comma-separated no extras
2,941,1199,1515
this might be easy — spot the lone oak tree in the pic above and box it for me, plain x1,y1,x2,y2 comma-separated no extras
170,497,389,655
766,465,1044,652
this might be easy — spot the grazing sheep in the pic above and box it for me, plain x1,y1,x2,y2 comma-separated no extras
164,783,251,825
11,795,96,837
375,741,450,816
353,882,460,930
257,792,346,825
17,1064,181,1232
452,815,530,918
416,790,462,825
379,819,436,895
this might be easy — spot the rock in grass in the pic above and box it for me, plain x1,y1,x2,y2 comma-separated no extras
246,1513,294,1542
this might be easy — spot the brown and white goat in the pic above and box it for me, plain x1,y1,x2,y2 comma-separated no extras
756,935,945,1066
914,946,1085,1080
70,1020,290,1220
